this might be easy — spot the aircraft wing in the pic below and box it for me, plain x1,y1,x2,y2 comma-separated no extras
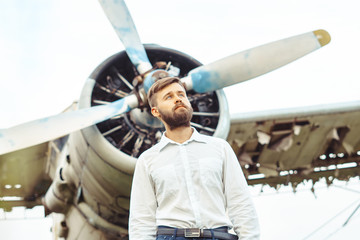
0,103,76,212
228,100,360,188
0,142,51,211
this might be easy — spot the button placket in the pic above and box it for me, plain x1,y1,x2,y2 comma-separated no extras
179,144,202,227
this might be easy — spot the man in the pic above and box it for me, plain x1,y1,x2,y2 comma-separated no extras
129,77,260,239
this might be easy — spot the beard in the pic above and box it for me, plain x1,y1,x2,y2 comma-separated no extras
158,103,193,130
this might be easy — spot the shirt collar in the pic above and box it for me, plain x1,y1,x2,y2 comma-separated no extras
156,127,207,151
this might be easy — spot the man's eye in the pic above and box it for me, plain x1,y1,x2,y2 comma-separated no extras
166,96,172,99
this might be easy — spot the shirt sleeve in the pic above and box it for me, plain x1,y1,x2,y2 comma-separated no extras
223,141,260,240
129,155,158,240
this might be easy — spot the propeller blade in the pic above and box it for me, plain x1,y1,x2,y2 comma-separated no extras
98,0,152,74
0,95,139,155
181,30,331,93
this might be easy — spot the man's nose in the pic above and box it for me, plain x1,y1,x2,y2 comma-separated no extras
175,96,182,103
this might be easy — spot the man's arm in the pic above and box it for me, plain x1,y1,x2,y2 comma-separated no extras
129,156,157,240
223,141,260,239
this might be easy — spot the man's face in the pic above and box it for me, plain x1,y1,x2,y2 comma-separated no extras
151,83,193,130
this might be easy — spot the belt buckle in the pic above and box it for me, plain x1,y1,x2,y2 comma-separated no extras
184,228,201,237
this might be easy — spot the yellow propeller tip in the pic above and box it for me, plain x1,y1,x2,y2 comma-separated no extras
313,29,331,47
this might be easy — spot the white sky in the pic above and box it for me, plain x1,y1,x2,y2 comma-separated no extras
0,0,360,239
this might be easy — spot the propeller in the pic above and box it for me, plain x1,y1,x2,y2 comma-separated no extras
0,0,331,155
98,0,152,74
181,30,331,93
0,95,139,155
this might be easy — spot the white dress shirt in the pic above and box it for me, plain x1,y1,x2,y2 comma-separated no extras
129,128,260,239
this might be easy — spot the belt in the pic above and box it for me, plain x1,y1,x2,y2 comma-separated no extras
156,227,238,240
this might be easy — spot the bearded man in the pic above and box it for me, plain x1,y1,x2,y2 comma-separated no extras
129,77,260,240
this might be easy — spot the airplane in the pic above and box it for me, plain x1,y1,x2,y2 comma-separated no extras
1,0,359,239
